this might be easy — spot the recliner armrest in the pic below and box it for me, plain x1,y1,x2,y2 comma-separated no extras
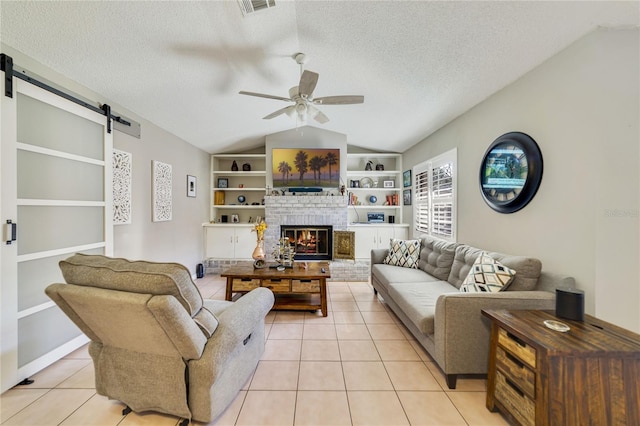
214,287,275,344
191,288,275,383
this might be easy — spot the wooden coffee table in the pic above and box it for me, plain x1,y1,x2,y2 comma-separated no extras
222,262,330,316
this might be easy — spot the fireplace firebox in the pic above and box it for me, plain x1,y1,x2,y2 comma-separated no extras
280,225,333,261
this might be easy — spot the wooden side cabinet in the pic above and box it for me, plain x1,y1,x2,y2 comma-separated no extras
482,310,640,426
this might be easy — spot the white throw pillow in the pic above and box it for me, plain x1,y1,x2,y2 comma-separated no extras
383,239,421,269
459,252,516,293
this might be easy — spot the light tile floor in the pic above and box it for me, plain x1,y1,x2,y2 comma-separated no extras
1,275,509,426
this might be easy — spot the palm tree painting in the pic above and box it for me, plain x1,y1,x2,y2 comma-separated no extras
272,148,340,188
277,161,292,185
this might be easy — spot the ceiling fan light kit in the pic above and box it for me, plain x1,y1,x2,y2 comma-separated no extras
239,53,364,124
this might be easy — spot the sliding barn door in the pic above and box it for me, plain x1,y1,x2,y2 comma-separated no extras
0,79,112,392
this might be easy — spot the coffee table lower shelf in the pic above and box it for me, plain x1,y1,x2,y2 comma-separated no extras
222,263,330,317
231,292,323,314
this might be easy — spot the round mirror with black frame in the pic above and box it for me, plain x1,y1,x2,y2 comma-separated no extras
479,132,543,213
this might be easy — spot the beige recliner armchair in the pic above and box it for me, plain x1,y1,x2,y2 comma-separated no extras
45,254,274,424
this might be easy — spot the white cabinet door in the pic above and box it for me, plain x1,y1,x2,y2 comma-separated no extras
205,227,236,259
353,227,379,259
205,225,255,259
234,226,255,259
350,225,410,259
376,227,396,249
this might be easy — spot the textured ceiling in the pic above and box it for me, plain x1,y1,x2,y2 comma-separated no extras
1,1,638,153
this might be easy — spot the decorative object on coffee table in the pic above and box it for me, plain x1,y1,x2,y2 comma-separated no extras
273,237,296,268
251,220,267,265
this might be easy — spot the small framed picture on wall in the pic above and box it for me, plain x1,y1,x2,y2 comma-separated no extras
187,175,197,197
403,189,412,205
403,170,412,187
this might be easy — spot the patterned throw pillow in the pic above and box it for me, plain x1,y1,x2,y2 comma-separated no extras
383,239,421,269
460,252,516,293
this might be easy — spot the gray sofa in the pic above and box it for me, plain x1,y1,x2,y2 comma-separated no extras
371,236,575,389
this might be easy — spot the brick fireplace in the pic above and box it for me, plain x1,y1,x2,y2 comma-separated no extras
263,194,348,257
205,194,370,281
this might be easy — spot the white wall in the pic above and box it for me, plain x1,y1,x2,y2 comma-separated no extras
1,44,211,275
402,28,639,332
112,126,210,271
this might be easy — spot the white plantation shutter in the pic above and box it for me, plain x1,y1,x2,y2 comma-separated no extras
413,149,456,241
415,167,430,234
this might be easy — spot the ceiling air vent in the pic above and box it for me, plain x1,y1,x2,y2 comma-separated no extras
238,0,276,16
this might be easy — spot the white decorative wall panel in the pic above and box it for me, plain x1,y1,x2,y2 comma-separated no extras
113,149,132,224
152,160,172,222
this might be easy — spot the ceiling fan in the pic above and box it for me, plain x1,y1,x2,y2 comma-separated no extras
239,53,364,124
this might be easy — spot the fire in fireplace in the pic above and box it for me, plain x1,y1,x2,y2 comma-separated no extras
280,225,333,261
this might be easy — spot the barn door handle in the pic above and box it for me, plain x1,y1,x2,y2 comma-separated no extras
4,220,16,245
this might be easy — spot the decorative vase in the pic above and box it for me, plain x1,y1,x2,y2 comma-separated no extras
231,160,238,171
252,236,265,260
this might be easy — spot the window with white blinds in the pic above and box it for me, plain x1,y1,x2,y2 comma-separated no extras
413,148,457,241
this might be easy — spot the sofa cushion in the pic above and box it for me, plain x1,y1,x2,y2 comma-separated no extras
386,280,458,335
384,239,421,269
447,245,542,291
489,254,542,291
418,236,458,281
59,253,218,337
459,252,516,293
447,245,484,289
372,263,442,293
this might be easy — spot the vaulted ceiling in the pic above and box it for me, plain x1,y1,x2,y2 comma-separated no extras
1,1,638,154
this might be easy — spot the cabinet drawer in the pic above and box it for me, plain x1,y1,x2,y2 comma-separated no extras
292,279,320,293
495,370,536,426
232,277,260,291
498,327,536,368
496,346,535,398
261,278,291,292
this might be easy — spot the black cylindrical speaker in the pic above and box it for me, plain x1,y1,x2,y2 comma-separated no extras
196,263,204,279
555,288,584,321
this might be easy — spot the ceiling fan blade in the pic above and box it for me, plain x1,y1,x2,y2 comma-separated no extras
313,95,364,105
308,104,329,124
239,91,292,102
263,105,295,120
298,70,319,98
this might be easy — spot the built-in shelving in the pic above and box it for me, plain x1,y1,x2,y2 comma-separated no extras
346,153,403,224
210,153,266,223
